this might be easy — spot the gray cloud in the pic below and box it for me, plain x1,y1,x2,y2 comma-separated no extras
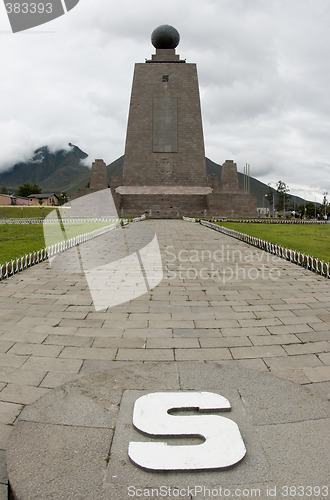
0,0,329,201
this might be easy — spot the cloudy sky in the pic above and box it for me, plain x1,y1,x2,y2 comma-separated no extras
0,0,329,202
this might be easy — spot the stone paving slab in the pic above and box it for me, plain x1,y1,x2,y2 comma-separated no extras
0,219,329,497
6,364,329,500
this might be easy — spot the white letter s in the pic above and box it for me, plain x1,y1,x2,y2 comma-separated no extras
128,392,246,471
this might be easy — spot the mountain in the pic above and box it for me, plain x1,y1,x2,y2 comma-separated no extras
0,144,311,208
0,144,91,195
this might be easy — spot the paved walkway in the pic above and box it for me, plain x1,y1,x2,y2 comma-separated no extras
0,220,329,498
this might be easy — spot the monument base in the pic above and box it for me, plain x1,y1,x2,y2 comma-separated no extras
115,185,212,218
207,191,258,218
113,160,258,218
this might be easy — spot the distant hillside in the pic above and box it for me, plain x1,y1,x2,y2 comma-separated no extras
0,144,91,195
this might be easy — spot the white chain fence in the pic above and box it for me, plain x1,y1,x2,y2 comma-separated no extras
0,214,149,281
200,220,330,279
132,214,146,222
0,222,119,281
220,218,327,225
0,217,119,225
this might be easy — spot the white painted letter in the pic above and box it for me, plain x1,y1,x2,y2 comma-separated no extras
128,392,246,471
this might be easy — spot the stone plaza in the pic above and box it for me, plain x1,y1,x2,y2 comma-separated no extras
0,219,329,498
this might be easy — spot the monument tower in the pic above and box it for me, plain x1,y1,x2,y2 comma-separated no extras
113,24,212,218
111,25,257,218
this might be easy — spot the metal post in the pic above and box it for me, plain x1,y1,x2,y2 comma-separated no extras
315,198,316,219
324,192,328,217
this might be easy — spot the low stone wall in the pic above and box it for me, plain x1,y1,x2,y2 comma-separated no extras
120,194,208,218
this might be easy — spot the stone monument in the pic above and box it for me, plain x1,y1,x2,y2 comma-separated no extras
207,160,258,217
112,24,212,218
110,25,257,218
89,159,108,192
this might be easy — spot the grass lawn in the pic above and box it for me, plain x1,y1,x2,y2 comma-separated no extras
0,225,45,264
0,206,64,219
219,222,330,264
0,221,115,265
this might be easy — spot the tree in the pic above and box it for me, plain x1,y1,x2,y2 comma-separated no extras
298,202,316,219
58,192,69,206
16,183,42,198
0,186,8,194
285,197,295,212
275,180,290,212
